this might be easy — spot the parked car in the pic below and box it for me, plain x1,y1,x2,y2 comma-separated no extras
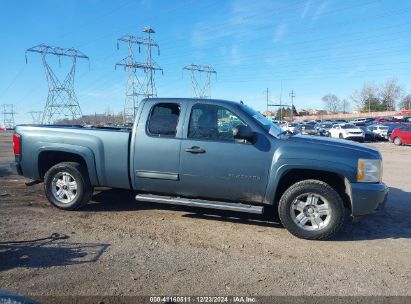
12,98,388,240
389,125,411,145
359,126,380,142
281,122,299,133
294,123,317,135
329,123,365,142
314,122,333,136
374,117,405,123
385,123,411,139
367,125,388,139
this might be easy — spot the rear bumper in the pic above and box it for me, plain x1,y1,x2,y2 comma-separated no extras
350,182,388,216
10,161,23,176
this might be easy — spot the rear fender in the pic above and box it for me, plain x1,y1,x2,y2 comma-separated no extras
35,144,99,185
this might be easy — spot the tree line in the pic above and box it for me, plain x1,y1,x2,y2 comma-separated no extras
322,78,411,113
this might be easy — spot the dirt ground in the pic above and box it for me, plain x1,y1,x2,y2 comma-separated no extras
0,130,410,298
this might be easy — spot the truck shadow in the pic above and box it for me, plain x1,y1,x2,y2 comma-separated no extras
87,188,411,241
0,236,110,271
0,165,12,177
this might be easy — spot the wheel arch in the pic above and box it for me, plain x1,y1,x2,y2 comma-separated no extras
267,167,352,212
37,146,98,185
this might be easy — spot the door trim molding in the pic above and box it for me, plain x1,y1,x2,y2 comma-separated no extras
135,170,179,181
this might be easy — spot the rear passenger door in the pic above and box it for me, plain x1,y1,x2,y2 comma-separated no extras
132,101,185,194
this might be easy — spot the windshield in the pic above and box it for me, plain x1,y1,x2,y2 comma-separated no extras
341,124,357,129
241,104,283,137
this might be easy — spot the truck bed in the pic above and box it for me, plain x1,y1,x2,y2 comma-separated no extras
15,125,132,189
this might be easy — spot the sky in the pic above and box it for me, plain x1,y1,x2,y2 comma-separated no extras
1,0,411,124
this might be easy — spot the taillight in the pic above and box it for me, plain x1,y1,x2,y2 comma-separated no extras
13,133,21,157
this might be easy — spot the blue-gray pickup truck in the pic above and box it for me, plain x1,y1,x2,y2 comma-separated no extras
12,98,388,240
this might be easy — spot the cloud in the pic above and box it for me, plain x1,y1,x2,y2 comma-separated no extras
300,0,313,20
273,24,288,43
310,0,328,24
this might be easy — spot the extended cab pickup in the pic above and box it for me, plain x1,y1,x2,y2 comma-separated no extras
12,98,388,240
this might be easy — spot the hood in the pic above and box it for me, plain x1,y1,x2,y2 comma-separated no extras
287,135,381,159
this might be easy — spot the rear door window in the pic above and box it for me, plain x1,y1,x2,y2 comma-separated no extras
147,103,180,137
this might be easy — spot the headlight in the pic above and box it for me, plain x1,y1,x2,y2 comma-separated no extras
357,159,382,183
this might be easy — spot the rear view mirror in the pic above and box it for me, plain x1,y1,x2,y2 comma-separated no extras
233,125,256,143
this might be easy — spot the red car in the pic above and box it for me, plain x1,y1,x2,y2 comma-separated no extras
375,117,405,123
390,126,411,145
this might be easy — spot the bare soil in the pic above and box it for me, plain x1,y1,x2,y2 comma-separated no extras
0,130,410,297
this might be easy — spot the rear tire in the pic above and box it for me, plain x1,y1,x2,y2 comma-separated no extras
44,162,93,210
278,179,345,240
394,137,402,146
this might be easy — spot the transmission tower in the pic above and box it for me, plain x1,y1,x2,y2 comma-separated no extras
183,64,217,99
1,104,16,128
116,26,163,123
26,44,89,124
29,111,43,124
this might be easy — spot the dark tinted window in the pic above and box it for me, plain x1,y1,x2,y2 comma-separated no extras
188,104,246,141
147,103,180,136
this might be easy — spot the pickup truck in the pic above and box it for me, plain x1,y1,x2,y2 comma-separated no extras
11,98,388,240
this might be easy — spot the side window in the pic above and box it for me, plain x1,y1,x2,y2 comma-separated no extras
147,103,180,137
188,104,246,141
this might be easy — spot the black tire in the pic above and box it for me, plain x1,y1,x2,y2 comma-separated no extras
339,133,344,139
278,179,345,240
44,162,93,210
393,137,402,146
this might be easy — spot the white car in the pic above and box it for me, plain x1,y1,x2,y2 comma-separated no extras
329,123,365,142
367,125,388,138
281,122,299,133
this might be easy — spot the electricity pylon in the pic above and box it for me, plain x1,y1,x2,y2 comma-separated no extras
1,104,16,128
29,111,43,124
26,44,89,124
116,26,163,123
183,64,217,99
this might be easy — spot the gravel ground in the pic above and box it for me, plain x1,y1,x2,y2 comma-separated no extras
0,130,410,298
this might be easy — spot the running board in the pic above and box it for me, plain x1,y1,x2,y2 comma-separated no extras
135,194,264,214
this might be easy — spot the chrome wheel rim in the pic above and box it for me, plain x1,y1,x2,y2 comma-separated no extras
51,172,78,204
290,193,332,231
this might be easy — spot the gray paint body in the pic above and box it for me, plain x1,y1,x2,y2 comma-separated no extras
14,98,387,216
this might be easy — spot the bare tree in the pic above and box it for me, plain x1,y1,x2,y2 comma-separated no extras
322,94,340,113
379,78,403,111
399,94,411,110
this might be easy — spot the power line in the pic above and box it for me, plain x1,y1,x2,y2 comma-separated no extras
1,104,16,128
116,26,163,123
183,64,217,99
26,44,89,124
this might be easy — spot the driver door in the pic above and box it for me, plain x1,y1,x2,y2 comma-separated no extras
178,103,273,203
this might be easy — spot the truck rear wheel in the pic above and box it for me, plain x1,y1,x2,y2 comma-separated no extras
44,162,93,210
278,179,345,240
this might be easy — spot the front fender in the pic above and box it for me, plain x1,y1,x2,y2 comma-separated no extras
263,158,355,205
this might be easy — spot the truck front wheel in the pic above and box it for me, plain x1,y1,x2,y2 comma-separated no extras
278,179,345,240
44,162,93,210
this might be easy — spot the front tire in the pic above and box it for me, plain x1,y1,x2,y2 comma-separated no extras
394,137,402,146
44,162,93,210
278,180,345,240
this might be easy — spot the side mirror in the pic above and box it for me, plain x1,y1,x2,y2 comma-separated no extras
233,125,256,143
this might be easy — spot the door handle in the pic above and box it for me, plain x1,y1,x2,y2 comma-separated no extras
185,146,206,153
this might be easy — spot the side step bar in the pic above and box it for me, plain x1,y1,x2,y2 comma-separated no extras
135,194,264,214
